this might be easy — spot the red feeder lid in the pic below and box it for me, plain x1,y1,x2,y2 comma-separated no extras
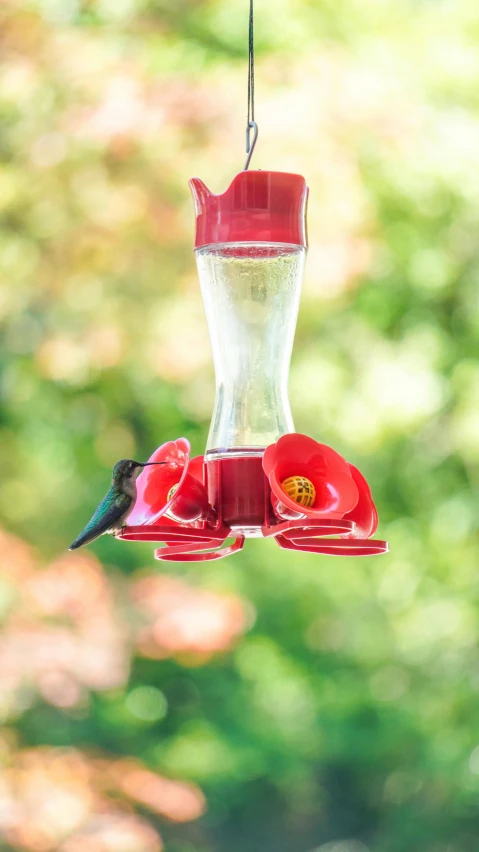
189,170,308,249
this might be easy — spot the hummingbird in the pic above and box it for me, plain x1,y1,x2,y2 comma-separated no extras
68,459,165,550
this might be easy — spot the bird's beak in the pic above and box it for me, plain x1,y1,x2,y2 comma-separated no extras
139,462,167,466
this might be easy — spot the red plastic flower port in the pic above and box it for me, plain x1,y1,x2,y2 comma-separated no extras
127,438,213,526
263,433,359,521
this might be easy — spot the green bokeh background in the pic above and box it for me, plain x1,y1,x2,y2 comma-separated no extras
1,0,479,850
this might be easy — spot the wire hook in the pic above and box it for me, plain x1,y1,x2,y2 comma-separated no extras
244,0,257,170
244,120,258,170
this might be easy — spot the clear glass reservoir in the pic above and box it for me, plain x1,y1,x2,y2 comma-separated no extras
196,242,306,456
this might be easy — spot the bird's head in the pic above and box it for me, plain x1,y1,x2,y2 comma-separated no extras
112,459,165,487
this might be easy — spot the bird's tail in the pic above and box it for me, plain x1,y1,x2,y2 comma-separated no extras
68,528,103,550
68,533,89,550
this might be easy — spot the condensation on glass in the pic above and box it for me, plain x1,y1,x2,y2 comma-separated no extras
195,242,306,458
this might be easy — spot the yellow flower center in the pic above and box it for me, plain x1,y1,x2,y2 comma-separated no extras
281,476,316,508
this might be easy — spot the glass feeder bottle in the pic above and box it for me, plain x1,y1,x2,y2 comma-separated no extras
189,171,309,533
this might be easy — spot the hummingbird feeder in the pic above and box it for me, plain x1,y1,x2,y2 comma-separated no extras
118,2,388,562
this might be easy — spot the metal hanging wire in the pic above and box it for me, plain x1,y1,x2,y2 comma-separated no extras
244,0,258,170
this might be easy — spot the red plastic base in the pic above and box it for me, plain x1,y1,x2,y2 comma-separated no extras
119,454,388,562
206,455,273,529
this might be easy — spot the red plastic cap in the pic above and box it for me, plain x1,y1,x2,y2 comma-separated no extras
189,170,308,249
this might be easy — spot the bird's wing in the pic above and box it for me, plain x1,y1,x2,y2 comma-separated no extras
68,491,132,550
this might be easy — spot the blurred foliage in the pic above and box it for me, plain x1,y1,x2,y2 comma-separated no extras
1,0,479,850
